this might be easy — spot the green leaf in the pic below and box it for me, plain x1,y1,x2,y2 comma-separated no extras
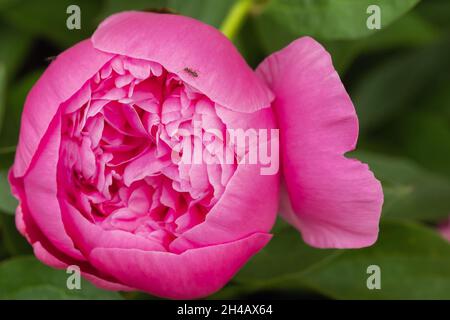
0,0,102,47
234,19,266,68
394,111,450,179
324,10,439,74
0,169,16,215
0,63,5,133
351,151,450,222
0,0,20,11
300,220,450,299
234,224,338,285
254,0,420,52
9,285,80,299
209,222,339,298
352,41,450,132
351,10,439,52
0,26,32,79
0,27,31,132
168,0,235,27
0,212,31,255
0,69,42,149
0,244,7,261
97,0,167,18
377,73,450,180
99,0,235,28
0,256,123,299
418,0,450,32
0,147,15,170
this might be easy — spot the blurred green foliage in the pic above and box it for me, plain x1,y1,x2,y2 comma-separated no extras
0,0,449,300
213,220,450,299
0,256,123,299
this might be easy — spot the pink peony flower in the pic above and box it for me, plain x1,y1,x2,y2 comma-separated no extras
9,11,383,298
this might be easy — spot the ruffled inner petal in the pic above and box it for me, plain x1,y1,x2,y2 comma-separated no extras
59,56,238,251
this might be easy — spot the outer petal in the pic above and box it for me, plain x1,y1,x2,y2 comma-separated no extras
60,201,167,255
257,37,383,248
13,200,131,291
169,153,279,253
21,115,85,260
14,39,113,177
89,233,271,299
91,11,273,113
32,242,134,292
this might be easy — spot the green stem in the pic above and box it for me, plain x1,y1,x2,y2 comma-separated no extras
220,0,254,40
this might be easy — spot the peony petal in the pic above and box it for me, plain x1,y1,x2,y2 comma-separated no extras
32,241,134,291
257,37,383,248
21,115,85,260
170,155,279,253
12,189,130,291
215,104,276,132
32,241,68,269
123,149,171,186
60,201,166,255
89,232,271,299
15,205,28,240
91,11,273,113
14,40,113,177
82,272,134,292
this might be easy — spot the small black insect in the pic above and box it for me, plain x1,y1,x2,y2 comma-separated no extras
183,67,198,78
45,56,57,62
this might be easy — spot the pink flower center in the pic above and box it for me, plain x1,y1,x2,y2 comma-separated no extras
59,56,237,249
